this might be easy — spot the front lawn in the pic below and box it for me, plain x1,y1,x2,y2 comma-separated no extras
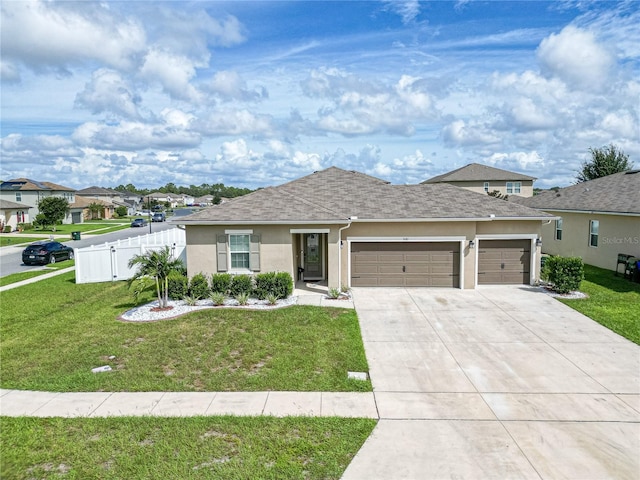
1,416,376,480
0,260,75,287
0,236,48,248
558,264,640,344
19,220,130,235
0,272,371,392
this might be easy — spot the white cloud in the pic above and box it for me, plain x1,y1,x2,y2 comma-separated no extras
442,120,500,147
484,151,546,173
139,48,202,102
72,120,200,150
204,70,267,102
0,0,146,73
196,110,276,137
382,0,421,25
75,69,141,118
537,25,614,90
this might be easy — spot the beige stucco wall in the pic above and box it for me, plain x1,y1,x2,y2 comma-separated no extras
186,219,544,289
541,211,640,271
446,180,534,197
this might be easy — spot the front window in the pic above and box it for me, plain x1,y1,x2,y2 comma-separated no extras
555,219,563,241
483,182,489,193
589,220,599,247
506,182,521,194
229,234,250,269
15,192,21,202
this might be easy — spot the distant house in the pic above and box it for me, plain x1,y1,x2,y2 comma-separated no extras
422,163,537,198
0,199,31,231
147,192,194,208
0,178,79,225
71,196,115,220
515,170,640,271
76,186,133,216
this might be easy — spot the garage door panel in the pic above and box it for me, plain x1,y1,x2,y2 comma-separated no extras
478,240,530,285
351,242,459,288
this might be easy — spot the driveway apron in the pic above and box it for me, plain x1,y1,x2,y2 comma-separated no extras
342,285,640,480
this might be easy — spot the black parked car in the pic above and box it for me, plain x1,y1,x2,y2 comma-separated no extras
22,241,74,265
130,218,148,227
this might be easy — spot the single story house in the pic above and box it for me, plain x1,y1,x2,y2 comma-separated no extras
71,196,115,220
422,163,536,197
0,199,31,231
514,170,640,272
174,167,553,289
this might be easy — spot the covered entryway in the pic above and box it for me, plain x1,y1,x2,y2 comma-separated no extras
351,242,460,287
477,239,531,284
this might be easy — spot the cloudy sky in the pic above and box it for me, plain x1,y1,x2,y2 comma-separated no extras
1,1,638,190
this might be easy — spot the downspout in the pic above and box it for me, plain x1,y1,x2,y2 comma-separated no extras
337,220,353,288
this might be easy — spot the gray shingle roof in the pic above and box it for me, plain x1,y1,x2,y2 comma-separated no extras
76,186,121,195
422,163,536,183
0,200,30,209
516,170,640,215
177,167,551,225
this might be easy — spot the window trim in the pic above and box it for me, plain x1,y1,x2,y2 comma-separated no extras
555,218,563,241
217,233,260,272
589,220,599,247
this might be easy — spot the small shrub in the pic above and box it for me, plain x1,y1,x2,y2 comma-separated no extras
167,271,188,300
115,206,128,217
340,284,350,294
327,287,341,299
265,293,278,305
229,274,253,297
182,295,198,306
210,292,226,306
273,272,293,299
542,256,584,294
254,272,276,300
3,225,12,233
235,292,250,305
189,272,210,299
211,273,232,294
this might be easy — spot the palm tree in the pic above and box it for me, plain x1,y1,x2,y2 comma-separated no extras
128,246,184,308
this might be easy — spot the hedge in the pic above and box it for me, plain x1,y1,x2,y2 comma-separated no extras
542,256,584,294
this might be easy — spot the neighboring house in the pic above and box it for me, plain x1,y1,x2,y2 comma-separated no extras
514,170,640,271
71,196,115,220
193,195,214,206
0,199,31,231
76,186,125,218
147,192,195,208
174,167,552,289
422,163,537,197
0,178,77,224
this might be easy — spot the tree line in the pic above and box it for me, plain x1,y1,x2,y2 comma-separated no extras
111,183,253,203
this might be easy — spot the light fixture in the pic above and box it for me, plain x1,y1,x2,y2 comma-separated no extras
536,238,542,247
469,240,475,249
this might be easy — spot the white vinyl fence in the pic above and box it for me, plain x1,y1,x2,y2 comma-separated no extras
75,228,186,284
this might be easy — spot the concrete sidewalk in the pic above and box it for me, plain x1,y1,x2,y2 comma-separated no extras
0,389,377,418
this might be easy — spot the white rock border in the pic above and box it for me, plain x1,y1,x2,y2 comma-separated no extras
535,284,588,300
120,296,298,322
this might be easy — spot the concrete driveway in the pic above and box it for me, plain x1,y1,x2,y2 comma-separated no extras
342,285,640,480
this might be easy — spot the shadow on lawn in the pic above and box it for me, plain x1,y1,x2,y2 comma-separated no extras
584,265,640,294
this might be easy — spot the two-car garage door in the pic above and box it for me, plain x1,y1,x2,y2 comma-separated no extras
351,242,460,287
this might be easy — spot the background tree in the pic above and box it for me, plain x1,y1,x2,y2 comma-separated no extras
37,196,70,231
127,247,184,308
115,206,128,217
577,144,633,183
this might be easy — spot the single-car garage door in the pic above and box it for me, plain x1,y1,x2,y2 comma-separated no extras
478,239,531,285
351,242,460,287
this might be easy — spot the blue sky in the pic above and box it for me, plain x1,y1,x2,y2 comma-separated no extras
1,1,638,190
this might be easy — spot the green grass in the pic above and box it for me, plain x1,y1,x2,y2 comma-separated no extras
0,260,75,287
558,264,640,344
1,416,376,480
19,220,130,235
0,236,48,247
0,272,371,392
